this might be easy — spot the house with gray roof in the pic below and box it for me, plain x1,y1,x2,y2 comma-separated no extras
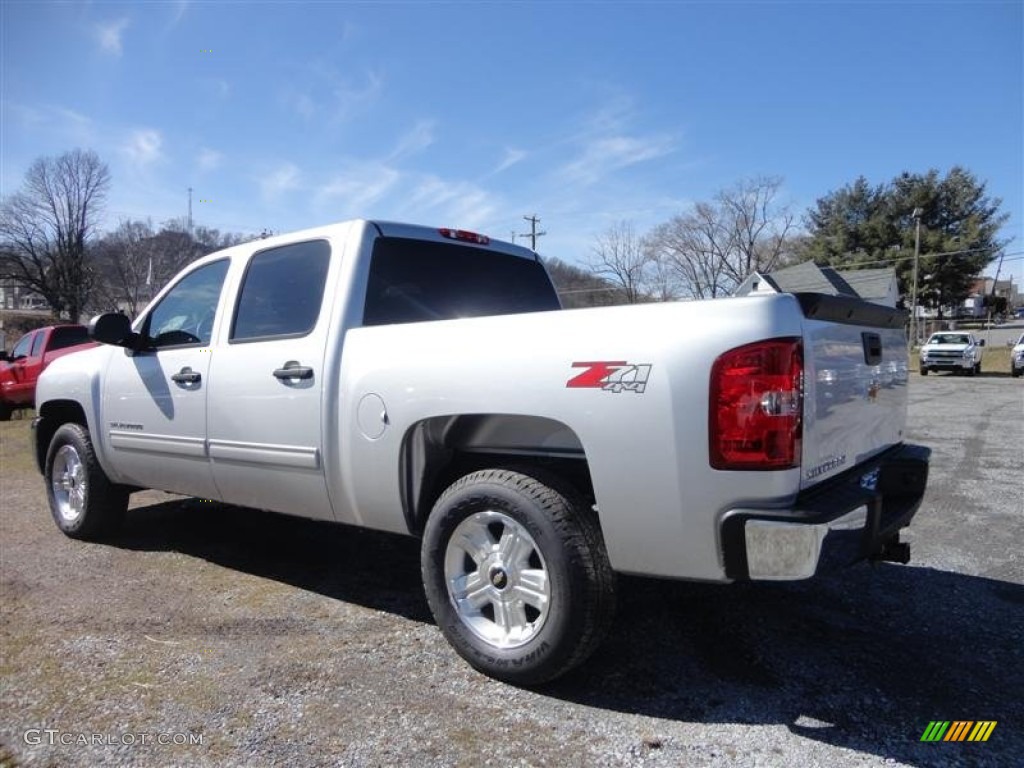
735,263,899,307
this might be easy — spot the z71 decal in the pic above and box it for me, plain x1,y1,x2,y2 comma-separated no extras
567,361,652,393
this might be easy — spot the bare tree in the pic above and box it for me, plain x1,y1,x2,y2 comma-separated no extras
647,176,795,299
0,150,111,320
648,202,735,299
91,220,160,316
587,221,651,304
718,175,795,285
91,219,254,316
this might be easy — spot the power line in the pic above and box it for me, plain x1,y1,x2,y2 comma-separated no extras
821,248,1024,270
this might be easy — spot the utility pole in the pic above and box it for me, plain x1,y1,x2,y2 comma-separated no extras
910,208,922,346
986,250,1005,330
519,215,546,251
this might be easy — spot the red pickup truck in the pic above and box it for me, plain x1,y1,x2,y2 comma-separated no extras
0,325,95,420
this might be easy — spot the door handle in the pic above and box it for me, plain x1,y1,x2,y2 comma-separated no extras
273,361,314,380
171,367,202,384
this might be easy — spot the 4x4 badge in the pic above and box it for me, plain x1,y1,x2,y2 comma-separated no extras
567,362,652,393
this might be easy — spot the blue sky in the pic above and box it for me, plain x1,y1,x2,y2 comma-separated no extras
2,1,1022,281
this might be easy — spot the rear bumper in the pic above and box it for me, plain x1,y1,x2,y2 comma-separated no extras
720,443,930,581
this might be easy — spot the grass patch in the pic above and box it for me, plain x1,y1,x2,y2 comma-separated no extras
981,347,1011,374
0,418,37,474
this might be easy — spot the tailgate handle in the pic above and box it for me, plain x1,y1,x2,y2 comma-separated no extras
862,332,882,366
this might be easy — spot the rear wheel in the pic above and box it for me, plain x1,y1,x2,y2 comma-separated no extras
920,367,928,376
45,423,128,540
0,402,11,421
421,468,616,685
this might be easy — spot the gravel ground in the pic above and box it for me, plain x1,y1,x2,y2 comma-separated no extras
1,373,1021,768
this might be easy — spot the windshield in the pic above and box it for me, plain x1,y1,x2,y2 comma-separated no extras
928,334,970,345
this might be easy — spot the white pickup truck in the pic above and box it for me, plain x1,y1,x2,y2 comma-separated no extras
919,331,985,375
33,220,930,684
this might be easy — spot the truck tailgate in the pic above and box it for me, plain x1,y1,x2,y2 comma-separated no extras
799,294,909,490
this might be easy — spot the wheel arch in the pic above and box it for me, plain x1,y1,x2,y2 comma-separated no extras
399,414,595,535
34,399,89,474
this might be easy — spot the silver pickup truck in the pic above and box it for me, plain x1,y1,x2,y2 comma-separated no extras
33,220,930,684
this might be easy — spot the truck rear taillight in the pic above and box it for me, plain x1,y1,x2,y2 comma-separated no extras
709,338,803,471
439,228,490,245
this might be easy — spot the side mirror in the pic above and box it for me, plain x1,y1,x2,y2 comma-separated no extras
88,313,140,349
978,339,986,347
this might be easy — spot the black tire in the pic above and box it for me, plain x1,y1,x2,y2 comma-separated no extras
966,365,975,377
920,367,928,376
44,423,128,540
421,468,616,686
1013,368,1022,378
0,402,12,421
975,362,982,375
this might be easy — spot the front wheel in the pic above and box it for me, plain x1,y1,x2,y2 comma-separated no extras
920,367,929,376
421,469,616,686
44,423,128,540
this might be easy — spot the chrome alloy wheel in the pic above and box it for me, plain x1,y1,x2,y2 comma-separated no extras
444,510,551,649
51,445,87,524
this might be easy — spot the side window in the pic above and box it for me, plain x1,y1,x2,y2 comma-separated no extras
30,332,46,357
145,260,229,349
362,237,560,326
231,240,330,342
11,332,34,359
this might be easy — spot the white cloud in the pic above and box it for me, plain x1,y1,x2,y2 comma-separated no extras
283,66,383,125
170,1,190,27
95,18,130,56
197,148,222,173
558,134,676,186
311,160,498,230
389,120,435,160
9,102,90,136
123,129,163,166
315,164,401,214
261,163,301,200
205,78,230,99
330,69,384,121
404,176,497,229
493,147,527,175
292,92,316,120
